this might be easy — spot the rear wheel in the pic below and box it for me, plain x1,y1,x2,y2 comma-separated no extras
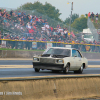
63,64,69,74
74,71,78,74
35,68,40,72
78,64,83,74
74,64,83,74
52,70,60,73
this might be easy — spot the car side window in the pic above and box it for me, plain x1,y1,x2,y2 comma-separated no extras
77,50,82,58
72,50,77,57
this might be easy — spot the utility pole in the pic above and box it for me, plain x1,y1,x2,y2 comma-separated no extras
69,2,73,33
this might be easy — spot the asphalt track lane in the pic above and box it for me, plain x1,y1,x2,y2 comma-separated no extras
0,59,100,68
0,68,100,78
0,58,99,78
0,60,100,65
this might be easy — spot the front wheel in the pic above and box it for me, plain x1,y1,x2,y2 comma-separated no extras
63,64,69,74
35,68,40,72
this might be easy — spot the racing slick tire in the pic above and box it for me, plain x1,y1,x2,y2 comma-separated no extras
63,64,69,74
74,64,83,74
35,68,40,72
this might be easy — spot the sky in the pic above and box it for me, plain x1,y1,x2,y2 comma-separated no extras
0,0,100,21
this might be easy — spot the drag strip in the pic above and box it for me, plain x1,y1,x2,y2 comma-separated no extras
0,59,100,78
0,60,100,65
0,67,100,78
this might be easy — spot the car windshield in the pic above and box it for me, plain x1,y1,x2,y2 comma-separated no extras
84,34,94,39
43,48,70,57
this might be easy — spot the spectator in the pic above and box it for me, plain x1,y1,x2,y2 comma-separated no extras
0,30,2,39
45,23,49,29
18,11,21,18
13,11,17,17
50,26,53,32
91,12,94,22
96,13,99,23
44,19,48,24
10,10,13,16
88,12,91,18
57,24,61,29
0,9,2,20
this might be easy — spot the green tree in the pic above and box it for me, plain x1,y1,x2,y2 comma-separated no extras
71,15,87,31
64,13,79,25
19,1,62,21
43,2,61,21
21,2,34,10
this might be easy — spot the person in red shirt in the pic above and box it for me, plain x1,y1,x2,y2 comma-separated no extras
50,26,53,32
88,12,91,18
29,29,34,33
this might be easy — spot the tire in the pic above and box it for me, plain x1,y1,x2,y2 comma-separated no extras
74,71,78,74
76,64,83,74
35,68,40,72
52,70,59,73
63,64,69,74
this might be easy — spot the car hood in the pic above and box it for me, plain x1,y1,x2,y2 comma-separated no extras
41,54,69,58
84,38,94,42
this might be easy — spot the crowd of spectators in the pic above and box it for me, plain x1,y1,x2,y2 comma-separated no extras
88,12,99,23
0,9,100,46
0,9,80,43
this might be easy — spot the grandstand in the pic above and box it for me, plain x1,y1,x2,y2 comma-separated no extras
0,8,81,43
0,7,100,48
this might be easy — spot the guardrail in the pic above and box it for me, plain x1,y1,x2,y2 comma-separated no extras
0,74,100,81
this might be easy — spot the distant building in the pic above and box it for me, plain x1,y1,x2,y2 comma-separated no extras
82,28,94,43
82,28,92,34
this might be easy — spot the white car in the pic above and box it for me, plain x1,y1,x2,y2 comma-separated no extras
32,47,88,74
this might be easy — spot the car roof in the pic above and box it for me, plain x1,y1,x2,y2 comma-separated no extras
48,47,77,50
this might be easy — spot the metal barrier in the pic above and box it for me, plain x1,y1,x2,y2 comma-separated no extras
87,17,99,42
0,39,100,53
0,7,80,34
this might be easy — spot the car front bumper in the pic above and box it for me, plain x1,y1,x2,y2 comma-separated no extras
32,62,64,70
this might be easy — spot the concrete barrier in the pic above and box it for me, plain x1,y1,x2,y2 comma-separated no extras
0,50,42,58
0,50,100,59
0,75,100,100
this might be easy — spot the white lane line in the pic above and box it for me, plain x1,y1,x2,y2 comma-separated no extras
0,65,100,68
0,65,33,68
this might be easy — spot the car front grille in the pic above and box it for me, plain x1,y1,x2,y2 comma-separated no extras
40,58,55,63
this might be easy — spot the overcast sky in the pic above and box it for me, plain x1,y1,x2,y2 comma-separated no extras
0,0,100,21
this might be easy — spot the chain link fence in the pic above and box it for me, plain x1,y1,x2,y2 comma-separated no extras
87,17,99,42
0,7,80,34
23,9,81,34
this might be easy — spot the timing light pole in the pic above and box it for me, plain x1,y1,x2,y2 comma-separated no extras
67,2,73,33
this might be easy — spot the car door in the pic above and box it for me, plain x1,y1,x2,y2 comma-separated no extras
75,50,82,69
70,49,77,70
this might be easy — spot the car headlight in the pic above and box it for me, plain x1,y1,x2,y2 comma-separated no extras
56,59,64,63
33,57,39,61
